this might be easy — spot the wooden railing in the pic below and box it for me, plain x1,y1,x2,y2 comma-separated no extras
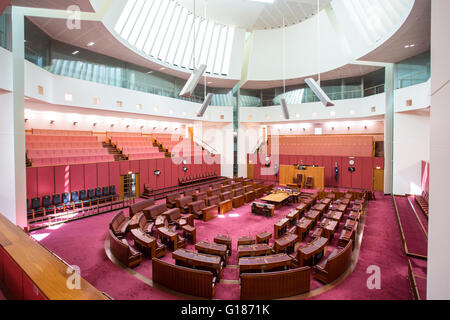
0,213,108,300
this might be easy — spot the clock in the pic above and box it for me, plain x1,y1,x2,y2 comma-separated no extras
349,159,355,166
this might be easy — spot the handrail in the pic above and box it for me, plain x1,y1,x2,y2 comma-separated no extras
193,136,217,154
251,136,265,154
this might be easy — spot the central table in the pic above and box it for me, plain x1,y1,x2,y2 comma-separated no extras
195,241,228,265
238,243,273,258
261,192,291,209
238,253,293,273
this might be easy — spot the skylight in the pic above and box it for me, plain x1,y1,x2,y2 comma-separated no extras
114,0,235,75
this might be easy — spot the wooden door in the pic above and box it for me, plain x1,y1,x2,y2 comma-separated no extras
373,169,384,192
247,164,254,179
135,173,140,198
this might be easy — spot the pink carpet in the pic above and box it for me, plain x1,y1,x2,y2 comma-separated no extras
30,192,420,300
394,196,427,257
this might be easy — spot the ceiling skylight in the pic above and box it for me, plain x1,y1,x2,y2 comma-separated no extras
114,0,235,76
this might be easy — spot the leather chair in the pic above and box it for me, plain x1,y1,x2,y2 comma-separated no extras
183,189,196,197
193,191,208,202
71,191,82,208
129,198,155,217
109,211,130,237
176,196,193,213
145,203,167,220
221,185,232,193
166,192,182,208
138,213,154,234
313,240,353,284
167,208,193,228
243,185,256,203
189,200,206,219
62,192,74,210
208,188,221,197
305,177,313,189
109,230,142,268
293,173,303,188
232,188,245,208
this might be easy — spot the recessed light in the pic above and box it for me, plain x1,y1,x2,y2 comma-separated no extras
87,42,95,47
295,113,300,118
154,106,159,112
330,111,336,116
159,67,166,70
169,109,173,114
312,112,317,117
147,71,153,74
72,50,79,55
349,110,355,115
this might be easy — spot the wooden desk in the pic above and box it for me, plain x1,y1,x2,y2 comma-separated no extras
239,254,293,274
251,202,275,217
344,219,357,230
312,203,327,214
274,233,298,253
131,228,156,257
296,217,314,241
238,243,273,258
0,213,107,300
155,215,168,228
348,210,361,221
157,227,179,251
195,241,228,265
238,236,255,246
274,218,290,239
319,218,339,240
279,165,325,189
256,231,272,244
321,198,332,205
329,203,347,212
286,209,299,226
304,210,321,222
261,192,290,209
214,235,232,255
296,202,308,215
338,227,356,248
182,225,196,244
172,249,222,279
325,210,344,222
297,236,329,267
219,199,232,214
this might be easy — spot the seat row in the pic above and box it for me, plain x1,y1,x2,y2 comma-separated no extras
26,135,98,142
31,155,114,167
26,142,103,149
27,186,119,220
28,148,109,159
179,172,217,185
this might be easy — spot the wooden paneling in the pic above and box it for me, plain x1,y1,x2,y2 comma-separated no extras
373,169,384,192
279,165,325,189
240,267,311,299
0,213,106,300
247,164,254,179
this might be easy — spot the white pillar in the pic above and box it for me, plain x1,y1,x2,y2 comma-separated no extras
384,64,395,194
427,0,450,300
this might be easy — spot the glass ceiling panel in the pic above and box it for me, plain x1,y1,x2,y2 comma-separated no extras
114,0,234,75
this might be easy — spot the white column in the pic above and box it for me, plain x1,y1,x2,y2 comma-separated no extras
427,0,450,300
384,64,395,194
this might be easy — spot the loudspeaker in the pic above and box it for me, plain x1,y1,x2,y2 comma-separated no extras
305,77,335,107
348,167,356,172
280,98,289,119
179,64,207,98
197,93,214,117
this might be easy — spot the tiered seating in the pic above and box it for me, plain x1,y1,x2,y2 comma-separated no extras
108,133,165,160
415,191,429,217
152,133,183,153
26,131,113,167
179,172,218,185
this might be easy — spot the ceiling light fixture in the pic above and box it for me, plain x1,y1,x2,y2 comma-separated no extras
72,50,79,55
87,42,95,47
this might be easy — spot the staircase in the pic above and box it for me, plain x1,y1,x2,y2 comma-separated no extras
103,142,126,161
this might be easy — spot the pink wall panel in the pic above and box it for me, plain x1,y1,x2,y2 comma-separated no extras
373,157,385,169
305,156,314,166
279,155,289,165
164,158,172,188
331,157,342,187
314,156,324,167
297,155,306,166
139,160,149,193
362,157,374,190
26,167,38,199
119,161,130,175
54,165,70,194
148,160,157,190
341,157,352,188
37,167,54,196
351,158,363,189
170,160,179,186
322,156,332,187
97,162,109,188
23,274,46,300
155,159,164,188
70,164,84,191
84,163,97,190
108,162,120,194
3,253,23,300
130,160,140,174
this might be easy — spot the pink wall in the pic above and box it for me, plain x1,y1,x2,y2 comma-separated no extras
26,159,221,200
250,153,384,190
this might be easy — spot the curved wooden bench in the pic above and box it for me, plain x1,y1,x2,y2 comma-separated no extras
152,258,216,299
240,267,311,300
313,240,353,283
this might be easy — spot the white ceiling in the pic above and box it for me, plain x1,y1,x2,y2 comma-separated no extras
176,0,332,30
